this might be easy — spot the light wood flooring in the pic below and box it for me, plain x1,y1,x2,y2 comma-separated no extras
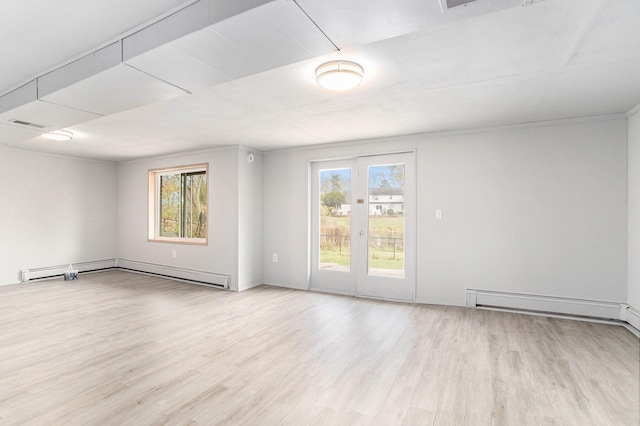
0,270,638,425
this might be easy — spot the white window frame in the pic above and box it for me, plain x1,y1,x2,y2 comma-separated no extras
148,163,208,245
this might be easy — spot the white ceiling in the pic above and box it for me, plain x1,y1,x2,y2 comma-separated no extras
1,0,639,162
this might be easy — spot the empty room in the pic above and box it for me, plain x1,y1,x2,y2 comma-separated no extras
1,0,639,424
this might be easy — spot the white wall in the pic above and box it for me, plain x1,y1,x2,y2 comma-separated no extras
117,147,241,289
237,146,263,291
262,117,628,306
628,108,640,311
0,148,117,285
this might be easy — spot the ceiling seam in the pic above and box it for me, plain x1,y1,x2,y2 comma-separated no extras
292,0,340,51
173,46,231,80
558,0,610,70
123,63,192,95
36,99,105,118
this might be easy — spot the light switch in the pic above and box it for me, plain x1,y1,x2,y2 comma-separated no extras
435,209,442,219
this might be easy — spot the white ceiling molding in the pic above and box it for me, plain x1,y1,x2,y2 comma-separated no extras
627,102,640,118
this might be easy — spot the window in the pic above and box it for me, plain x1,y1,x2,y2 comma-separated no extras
148,164,208,244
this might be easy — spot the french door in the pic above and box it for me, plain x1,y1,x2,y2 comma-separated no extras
310,152,415,301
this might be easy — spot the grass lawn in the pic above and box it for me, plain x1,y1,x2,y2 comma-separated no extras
320,214,405,270
322,215,404,236
321,248,404,270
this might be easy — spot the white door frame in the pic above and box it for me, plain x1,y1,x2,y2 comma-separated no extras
309,151,416,302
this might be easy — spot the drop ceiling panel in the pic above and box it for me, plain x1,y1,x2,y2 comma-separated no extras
0,100,101,131
123,0,210,61
172,28,264,79
38,42,122,99
125,45,230,93
122,0,277,62
123,0,334,93
563,1,640,67
296,0,441,48
296,0,522,48
210,0,336,69
0,122,42,146
40,64,188,116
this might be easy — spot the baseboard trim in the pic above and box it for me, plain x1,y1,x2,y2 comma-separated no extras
624,306,640,331
238,280,263,291
116,259,230,289
467,289,639,337
415,297,466,307
310,286,355,297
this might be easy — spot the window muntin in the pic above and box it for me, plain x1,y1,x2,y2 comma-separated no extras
149,164,208,244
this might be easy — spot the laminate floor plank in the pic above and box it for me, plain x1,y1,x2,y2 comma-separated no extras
0,270,637,425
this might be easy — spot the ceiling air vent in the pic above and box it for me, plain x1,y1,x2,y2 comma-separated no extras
8,119,47,129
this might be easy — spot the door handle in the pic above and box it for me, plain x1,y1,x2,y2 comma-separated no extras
359,231,365,237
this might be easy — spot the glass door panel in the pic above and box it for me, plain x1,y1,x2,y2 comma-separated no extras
356,153,415,301
367,164,405,277
319,168,352,272
310,160,357,294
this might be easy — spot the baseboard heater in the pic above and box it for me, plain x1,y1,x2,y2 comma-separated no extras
467,289,639,336
116,259,229,289
19,258,230,290
20,259,118,282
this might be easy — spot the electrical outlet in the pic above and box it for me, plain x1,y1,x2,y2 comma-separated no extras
272,253,278,262
172,250,177,259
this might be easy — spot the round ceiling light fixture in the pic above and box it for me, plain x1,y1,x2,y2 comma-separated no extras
42,130,73,141
315,60,364,91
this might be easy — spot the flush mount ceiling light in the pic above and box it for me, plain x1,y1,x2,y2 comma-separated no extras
315,60,364,91
42,130,73,141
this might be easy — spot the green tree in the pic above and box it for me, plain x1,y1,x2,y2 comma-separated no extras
160,174,181,237
321,191,345,210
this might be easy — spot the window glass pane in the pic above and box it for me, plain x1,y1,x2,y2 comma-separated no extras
319,168,351,272
160,173,181,237
184,172,207,238
155,167,207,241
367,164,405,277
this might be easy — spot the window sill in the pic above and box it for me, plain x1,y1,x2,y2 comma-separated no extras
148,237,208,246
